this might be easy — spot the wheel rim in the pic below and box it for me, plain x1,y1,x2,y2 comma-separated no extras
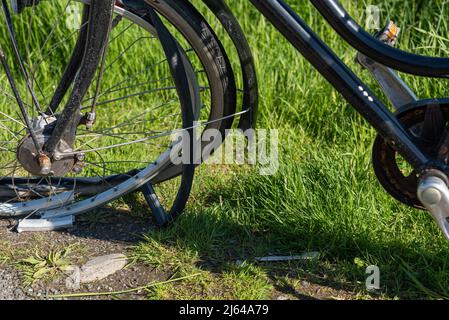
0,1,210,217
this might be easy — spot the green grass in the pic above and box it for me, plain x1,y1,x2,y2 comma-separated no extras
126,0,449,299
2,0,449,299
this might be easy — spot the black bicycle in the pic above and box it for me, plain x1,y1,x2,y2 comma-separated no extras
2,0,449,242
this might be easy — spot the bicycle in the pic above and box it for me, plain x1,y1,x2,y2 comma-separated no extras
3,0,449,244
0,0,238,230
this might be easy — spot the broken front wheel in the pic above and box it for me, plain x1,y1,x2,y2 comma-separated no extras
0,0,236,230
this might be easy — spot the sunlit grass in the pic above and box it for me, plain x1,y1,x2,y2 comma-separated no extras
130,0,449,299
1,0,449,299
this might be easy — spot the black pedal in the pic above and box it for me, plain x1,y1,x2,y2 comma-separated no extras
10,0,40,14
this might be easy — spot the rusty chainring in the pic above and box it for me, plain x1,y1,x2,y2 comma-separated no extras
372,100,449,209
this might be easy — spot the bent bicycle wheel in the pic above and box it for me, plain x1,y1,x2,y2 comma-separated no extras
0,0,236,226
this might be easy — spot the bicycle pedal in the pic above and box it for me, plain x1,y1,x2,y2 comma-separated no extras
356,21,400,66
140,182,170,227
356,21,401,67
376,21,401,47
10,0,40,14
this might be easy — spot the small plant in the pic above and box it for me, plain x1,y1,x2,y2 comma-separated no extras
0,242,12,265
0,252,9,265
18,247,73,287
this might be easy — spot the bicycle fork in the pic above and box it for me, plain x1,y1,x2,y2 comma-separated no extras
43,0,115,156
0,0,115,176
1,0,198,231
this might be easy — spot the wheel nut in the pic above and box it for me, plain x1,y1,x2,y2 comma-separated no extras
72,161,85,174
37,154,52,176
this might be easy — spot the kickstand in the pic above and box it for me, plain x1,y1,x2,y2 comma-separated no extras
127,2,197,227
140,183,170,227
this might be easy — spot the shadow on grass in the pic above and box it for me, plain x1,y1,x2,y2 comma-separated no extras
136,168,449,300
61,193,157,245
52,169,449,300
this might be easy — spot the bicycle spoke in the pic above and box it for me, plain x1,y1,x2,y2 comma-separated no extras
93,86,177,107
0,0,220,224
31,20,89,76
103,36,155,75
31,0,73,72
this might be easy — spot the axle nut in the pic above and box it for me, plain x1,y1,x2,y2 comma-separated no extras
421,187,442,206
37,154,52,176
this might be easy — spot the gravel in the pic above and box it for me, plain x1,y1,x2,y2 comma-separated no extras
0,267,28,300
0,211,164,300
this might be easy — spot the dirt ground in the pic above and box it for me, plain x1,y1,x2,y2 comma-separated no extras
0,209,366,300
0,208,171,300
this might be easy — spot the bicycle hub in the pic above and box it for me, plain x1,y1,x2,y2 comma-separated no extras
17,116,77,177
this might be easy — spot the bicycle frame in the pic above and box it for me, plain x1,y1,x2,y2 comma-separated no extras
246,0,449,173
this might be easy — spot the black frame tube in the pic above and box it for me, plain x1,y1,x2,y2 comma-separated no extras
249,0,430,169
310,0,449,77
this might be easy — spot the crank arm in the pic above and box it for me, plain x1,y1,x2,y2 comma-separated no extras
418,175,449,242
357,21,417,109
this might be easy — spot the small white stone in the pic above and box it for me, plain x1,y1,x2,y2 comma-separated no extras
79,254,127,284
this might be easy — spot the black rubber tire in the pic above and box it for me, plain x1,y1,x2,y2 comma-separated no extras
126,0,237,222
0,1,236,223
145,0,237,184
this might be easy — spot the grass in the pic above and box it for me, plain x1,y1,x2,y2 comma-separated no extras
1,0,449,299
126,0,449,299
132,235,272,299
0,238,85,288
0,241,12,265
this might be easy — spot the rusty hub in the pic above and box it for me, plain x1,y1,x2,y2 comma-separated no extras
17,133,75,177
